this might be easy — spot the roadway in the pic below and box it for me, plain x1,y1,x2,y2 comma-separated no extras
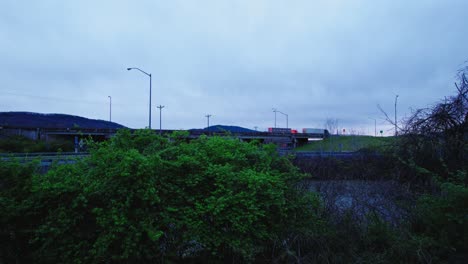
1,125,328,149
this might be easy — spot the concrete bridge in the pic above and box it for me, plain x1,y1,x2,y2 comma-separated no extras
1,126,326,151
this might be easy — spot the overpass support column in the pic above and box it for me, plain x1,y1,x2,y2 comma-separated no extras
74,136,78,153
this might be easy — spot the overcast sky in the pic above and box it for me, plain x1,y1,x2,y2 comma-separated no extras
1,0,467,135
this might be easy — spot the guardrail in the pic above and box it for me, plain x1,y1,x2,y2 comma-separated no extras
293,151,382,159
294,151,357,157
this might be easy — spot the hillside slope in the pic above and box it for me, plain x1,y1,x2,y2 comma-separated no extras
0,112,126,129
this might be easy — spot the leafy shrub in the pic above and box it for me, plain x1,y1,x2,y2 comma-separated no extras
0,160,39,263
0,135,74,153
24,129,320,263
0,135,46,153
410,180,468,262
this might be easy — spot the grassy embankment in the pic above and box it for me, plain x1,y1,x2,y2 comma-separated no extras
295,135,395,152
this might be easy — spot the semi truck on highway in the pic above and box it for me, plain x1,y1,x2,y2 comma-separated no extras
267,127,330,138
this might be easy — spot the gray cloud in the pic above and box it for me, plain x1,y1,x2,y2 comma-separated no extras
1,0,467,134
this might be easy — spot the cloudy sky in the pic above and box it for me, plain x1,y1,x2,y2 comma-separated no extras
1,0,467,135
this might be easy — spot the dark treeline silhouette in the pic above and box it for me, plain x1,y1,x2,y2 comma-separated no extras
0,112,125,129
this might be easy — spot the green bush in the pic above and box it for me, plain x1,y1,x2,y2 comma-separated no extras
0,135,74,153
410,180,468,262
0,135,46,153
5,128,466,263
0,159,39,263
21,129,320,263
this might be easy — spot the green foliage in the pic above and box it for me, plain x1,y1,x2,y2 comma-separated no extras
5,129,319,263
0,135,74,153
0,159,39,263
410,181,468,262
4,125,466,263
0,135,46,153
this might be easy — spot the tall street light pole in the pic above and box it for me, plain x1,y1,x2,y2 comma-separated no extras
127,67,152,129
157,105,164,134
394,95,399,137
272,108,277,128
205,114,212,129
108,96,112,122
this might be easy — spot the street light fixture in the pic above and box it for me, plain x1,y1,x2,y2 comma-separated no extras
273,109,288,128
127,67,152,129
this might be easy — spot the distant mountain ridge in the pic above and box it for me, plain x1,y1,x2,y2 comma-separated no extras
193,125,257,133
0,112,126,129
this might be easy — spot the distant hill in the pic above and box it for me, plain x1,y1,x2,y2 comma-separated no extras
192,125,257,133
0,112,126,129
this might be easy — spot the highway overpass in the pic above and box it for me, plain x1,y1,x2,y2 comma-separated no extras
0,126,327,151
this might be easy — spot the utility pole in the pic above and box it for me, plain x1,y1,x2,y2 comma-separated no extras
108,96,112,122
205,114,212,129
394,95,399,136
149,73,152,129
157,105,165,134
